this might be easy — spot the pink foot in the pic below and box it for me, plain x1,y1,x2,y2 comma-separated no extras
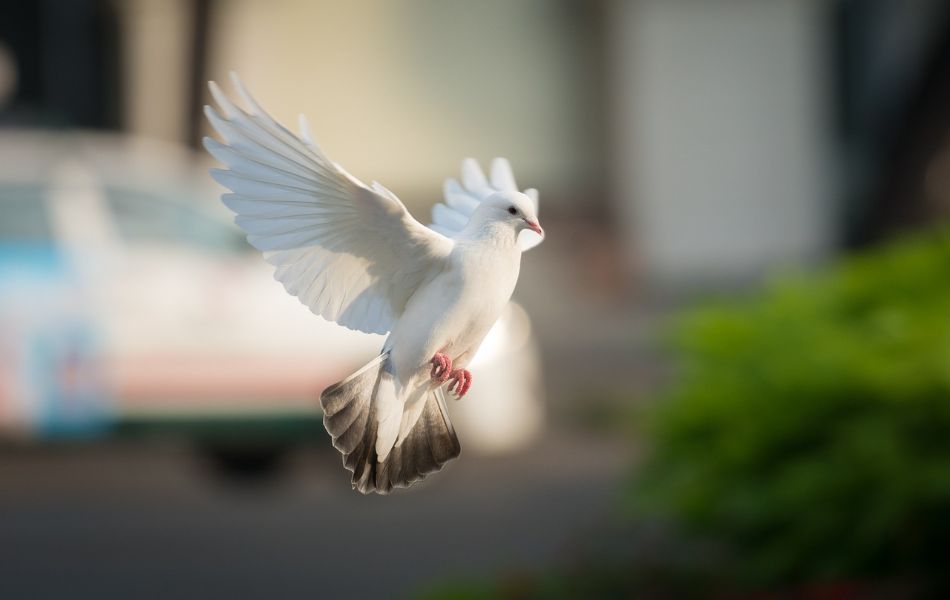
430,352,452,383
448,369,472,398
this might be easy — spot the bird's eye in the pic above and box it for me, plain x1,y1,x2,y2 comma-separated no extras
507,206,517,215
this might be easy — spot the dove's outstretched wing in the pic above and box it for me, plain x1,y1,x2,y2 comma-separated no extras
430,157,542,251
204,73,452,335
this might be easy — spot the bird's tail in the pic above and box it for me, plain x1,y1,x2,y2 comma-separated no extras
320,352,461,494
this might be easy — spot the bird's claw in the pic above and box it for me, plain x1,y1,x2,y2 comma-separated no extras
430,352,452,383
448,369,472,398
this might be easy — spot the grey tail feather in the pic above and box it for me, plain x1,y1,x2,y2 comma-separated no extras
320,353,461,495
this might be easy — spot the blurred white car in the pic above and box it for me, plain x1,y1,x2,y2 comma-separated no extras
0,131,542,466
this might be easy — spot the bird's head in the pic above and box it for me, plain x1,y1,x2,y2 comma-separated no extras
481,191,544,239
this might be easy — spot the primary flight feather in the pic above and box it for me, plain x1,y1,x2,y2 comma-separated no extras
204,73,543,494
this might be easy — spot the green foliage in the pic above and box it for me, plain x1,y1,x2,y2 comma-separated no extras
632,228,950,587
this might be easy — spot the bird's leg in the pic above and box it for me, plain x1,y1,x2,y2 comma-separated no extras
430,352,452,383
448,369,472,398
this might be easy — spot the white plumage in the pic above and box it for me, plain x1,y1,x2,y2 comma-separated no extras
430,158,542,251
204,73,543,493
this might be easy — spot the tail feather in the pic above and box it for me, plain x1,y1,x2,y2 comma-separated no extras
320,354,461,494
377,387,460,492
373,372,403,461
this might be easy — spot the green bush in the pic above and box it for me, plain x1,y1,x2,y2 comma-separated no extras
632,228,950,588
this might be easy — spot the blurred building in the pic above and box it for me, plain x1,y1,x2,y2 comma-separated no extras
118,0,605,214
5,0,950,292
609,0,834,286
4,0,950,436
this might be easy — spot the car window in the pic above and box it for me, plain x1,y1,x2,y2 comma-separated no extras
0,184,51,241
106,187,248,254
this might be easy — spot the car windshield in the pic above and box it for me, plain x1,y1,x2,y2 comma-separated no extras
106,186,249,254
0,184,52,242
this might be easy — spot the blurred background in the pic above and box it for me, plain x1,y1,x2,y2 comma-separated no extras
3,0,950,597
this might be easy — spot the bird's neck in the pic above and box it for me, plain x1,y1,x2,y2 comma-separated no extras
457,218,519,251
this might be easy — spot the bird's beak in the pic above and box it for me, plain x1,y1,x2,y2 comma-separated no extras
524,219,544,237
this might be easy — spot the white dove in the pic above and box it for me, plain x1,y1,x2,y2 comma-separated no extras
203,73,543,494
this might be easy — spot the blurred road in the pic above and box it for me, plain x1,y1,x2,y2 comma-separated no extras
0,432,629,599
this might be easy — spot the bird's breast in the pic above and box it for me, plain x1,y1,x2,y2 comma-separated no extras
444,248,520,340
386,245,521,378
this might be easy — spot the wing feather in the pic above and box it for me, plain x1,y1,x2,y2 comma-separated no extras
490,157,517,192
206,73,452,335
460,158,490,195
429,157,542,251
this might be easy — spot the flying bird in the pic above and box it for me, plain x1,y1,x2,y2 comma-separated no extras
203,73,544,494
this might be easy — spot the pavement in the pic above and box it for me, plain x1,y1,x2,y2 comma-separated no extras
0,431,630,599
